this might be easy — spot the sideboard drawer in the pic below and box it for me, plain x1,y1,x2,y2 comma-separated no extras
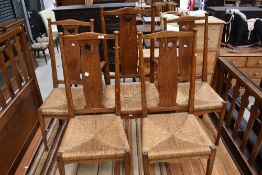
240,68,262,79
246,57,262,67
224,57,247,67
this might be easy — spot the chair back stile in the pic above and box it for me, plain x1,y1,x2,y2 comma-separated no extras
163,13,208,82
59,32,117,118
140,30,197,115
100,7,155,79
48,19,94,88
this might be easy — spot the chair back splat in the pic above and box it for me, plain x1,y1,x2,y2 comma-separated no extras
139,30,197,115
163,13,208,82
101,7,155,79
59,32,118,117
47,18,94,88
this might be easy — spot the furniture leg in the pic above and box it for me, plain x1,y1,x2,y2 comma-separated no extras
55,40,59,53
124,152,131,175
37,51,40,58
206,145,216,175
215,102,226,145
142,153,150,175
57,154,66,175
113,160,121,175
38,111,48,151
43,50,47,64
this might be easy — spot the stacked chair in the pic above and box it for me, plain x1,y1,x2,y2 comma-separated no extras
38,5,227,175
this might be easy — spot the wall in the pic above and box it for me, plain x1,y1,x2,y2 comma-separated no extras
43,0,55,9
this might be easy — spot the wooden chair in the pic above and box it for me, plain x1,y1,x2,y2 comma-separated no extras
161,14,226,145
38,19,96,150
47,18,95,88
138,30,217,175
57,31,131,175
31,41,50,64
100,7,155,83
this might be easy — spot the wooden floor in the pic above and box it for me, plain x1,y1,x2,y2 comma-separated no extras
54,116,241,175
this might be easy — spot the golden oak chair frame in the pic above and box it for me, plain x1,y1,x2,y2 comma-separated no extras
138,30,217,175
162,13,226,145
39,19,95,150
57,31,131,175
100,7,155,84
48,18,95,88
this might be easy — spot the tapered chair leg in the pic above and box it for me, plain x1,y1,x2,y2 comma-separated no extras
124,152,131,175
142,153,150,175
206,145,216,175
55,40,59,53
215,102,226,145
43,51,47,64
57,154,66,175
38,111,48,151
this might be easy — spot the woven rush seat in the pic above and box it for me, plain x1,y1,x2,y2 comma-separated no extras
104,82,159,112
177,81,224,111
40,86,115,115
58,114,130,161
142,113,213,161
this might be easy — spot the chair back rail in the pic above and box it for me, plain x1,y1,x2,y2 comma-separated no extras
101,7,155,78
48,18,94,88
0,20,42,175
138,30,197,117
212,57,262,175
59,32,116,117
163,14,208,82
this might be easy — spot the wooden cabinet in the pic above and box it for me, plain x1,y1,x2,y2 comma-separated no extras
220,48,262,85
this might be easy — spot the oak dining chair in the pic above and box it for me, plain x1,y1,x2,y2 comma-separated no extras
162,13,226,145
38,19,97,150
56,31,131,175
138,30,217,175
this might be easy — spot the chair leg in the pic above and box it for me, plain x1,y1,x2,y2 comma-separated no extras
43,50,47,64
124,152,131,175
38,111,48,151
206,145,216,175
215,102,226,145
57,154,66,175
55,40,59,53
142,153,150,175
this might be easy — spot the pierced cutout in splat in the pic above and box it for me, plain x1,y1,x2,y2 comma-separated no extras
119,14,138,76
158,37,178,107
63,26,79,35
79,40,104,108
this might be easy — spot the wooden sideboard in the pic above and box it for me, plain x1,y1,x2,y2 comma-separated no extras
219,47,262,86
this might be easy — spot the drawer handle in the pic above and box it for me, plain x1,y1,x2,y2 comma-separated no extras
253,72,259,76
257,61,262,65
